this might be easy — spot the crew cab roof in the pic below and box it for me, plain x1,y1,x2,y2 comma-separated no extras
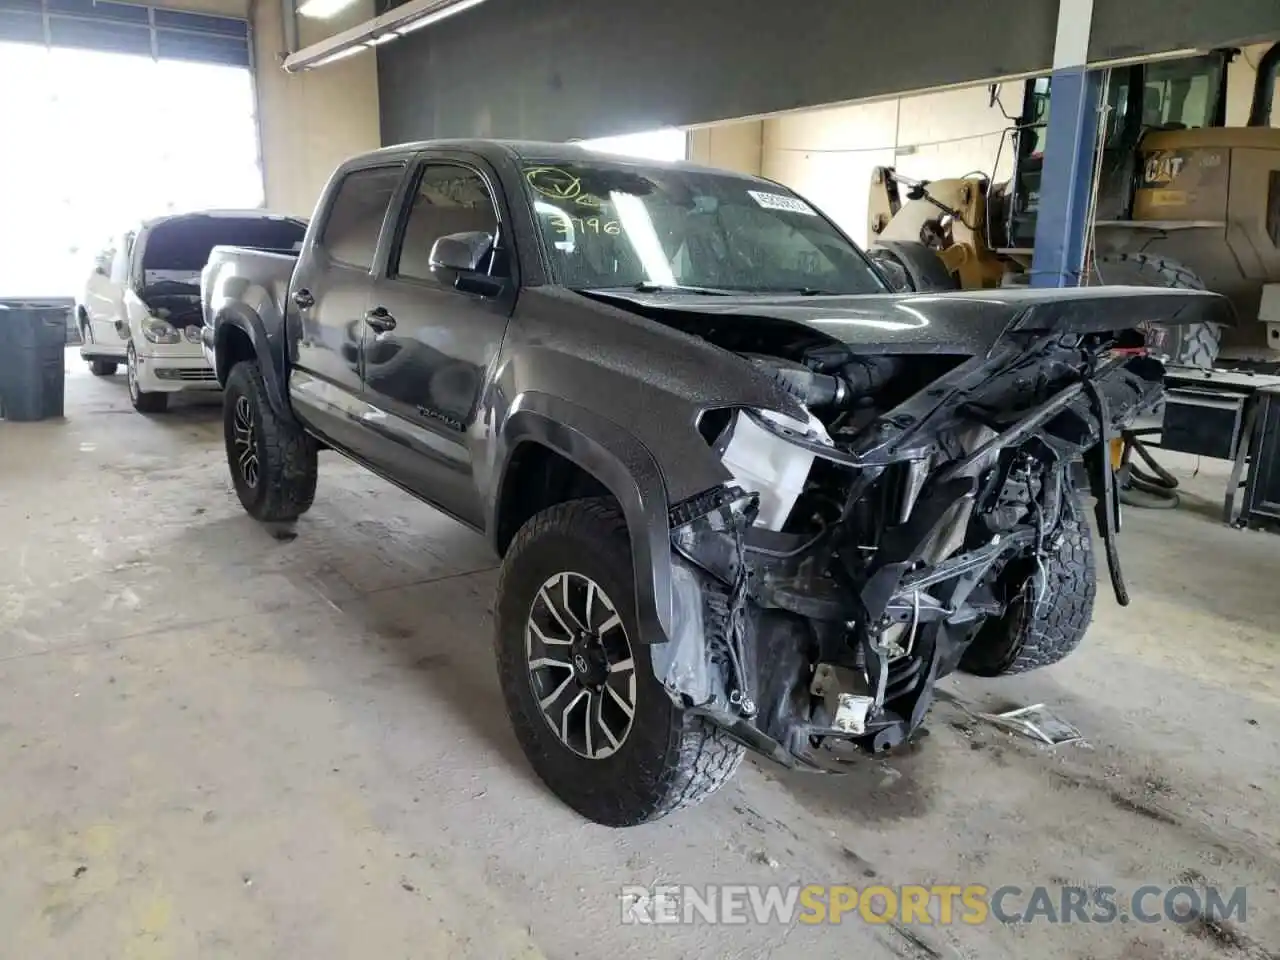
356,138,772,180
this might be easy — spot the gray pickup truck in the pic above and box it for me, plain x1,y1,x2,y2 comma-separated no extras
202,140,1230,826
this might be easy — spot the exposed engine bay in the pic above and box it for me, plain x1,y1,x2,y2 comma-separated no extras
141,283,204,328
637,292,1189,768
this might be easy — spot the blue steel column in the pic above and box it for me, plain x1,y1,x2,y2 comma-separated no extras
1029,0,1103,288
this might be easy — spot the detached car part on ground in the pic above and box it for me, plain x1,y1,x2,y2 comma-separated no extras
203,141,1233,826
82,211,306,412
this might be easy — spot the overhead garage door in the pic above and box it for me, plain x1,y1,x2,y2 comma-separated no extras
0,0,261,297
0,0,249,67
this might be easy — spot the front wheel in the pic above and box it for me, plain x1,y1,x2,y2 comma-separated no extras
222,361,317,522
960,495,1097,676
127,343,167,413
495,498,744,826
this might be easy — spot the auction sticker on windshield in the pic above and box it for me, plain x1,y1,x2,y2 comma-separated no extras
747,190,817,216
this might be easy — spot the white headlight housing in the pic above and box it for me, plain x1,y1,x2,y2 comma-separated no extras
142,318,180,344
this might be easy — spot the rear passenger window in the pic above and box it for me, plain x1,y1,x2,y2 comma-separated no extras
393,164,500,284
321,166,403,269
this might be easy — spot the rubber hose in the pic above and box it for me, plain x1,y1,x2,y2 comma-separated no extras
1118,429,1180,509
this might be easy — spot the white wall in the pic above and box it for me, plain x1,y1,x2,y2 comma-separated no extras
687,120,764,176
761,82,1021,245
1226,43,1275,126
254,0,382,217
762,43,1278,246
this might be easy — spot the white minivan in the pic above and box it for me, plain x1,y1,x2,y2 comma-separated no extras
79,211,306,412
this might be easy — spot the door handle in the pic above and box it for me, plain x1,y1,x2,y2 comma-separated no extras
293,288,315,310
364,306,397,332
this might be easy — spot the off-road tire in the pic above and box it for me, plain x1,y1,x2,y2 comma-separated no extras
222,361,317,522
960,496,1097,676
1091,252,1220,368
495,497,744,826
89,358,117,377
127,343,168,413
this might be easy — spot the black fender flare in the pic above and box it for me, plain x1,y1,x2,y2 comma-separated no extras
490,393,676,646
213,306,290,420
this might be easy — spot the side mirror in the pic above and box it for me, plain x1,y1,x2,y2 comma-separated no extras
430,231,493,275
429,231,504,297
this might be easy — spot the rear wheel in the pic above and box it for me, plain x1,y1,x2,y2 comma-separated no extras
222,361,317,522
88,358,117,377
495,498,744,826
960,496,1097,676
1091,252,1220,368
127,343,168,413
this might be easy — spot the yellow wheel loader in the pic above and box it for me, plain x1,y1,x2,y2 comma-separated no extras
867,45,1280,370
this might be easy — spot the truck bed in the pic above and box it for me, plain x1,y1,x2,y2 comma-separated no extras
201,246,298,332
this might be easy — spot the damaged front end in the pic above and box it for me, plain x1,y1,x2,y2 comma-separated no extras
652,312,1187,769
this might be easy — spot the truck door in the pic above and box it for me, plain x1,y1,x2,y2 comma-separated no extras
361,156,515,529
287,163,404,454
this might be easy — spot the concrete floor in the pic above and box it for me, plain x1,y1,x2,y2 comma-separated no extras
1,351,1279,959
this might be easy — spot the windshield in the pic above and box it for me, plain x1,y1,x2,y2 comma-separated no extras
521,160,886,295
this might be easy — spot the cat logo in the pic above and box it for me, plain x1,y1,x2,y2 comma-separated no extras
1142,151,1187,186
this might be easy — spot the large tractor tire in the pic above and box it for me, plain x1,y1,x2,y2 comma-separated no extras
1090,252,1221,369
868,240,959,293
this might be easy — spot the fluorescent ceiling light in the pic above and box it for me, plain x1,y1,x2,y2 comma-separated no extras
296,0,358,20
310,44,369,66
396,0,485,33
284,0,488,72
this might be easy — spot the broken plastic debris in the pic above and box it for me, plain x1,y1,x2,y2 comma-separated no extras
977,703,1083,746
751,850,781,869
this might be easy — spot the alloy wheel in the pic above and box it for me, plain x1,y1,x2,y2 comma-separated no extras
127,347,139,402
526,571,636,759
232,395,260,489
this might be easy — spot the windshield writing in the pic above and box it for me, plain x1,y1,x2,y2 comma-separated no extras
522,161,885,295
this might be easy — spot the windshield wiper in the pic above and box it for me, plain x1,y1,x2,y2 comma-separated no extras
754,286,837,296
629,281,736,296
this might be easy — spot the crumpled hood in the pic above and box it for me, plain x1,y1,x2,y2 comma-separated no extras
598,286,1234,356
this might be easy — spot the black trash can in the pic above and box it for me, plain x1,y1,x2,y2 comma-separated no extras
0,301,69,422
